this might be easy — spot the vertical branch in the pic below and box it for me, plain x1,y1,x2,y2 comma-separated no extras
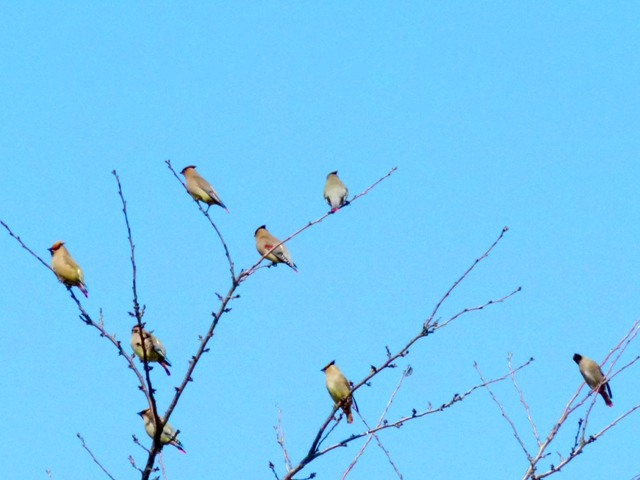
112,171,162,479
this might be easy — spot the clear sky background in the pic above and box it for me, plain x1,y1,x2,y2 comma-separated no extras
1,3,639,479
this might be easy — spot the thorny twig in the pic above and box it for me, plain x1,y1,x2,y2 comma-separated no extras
77,433,116,480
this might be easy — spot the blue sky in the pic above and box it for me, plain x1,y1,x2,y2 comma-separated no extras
1,2,639,479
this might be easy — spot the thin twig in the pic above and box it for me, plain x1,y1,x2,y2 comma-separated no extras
282,358,532,480
274,406,293,472
112,171,164,478
508,352,540,446
269,462,281,480
282,228,518,480
158,452,167,480
342,366,412,480
165,159,236,280
238,167,398,281
475,361,532,462
45,469,53,480
521,318,640,480
77,433,116,480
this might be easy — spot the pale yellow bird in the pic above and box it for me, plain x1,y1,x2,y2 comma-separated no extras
130,325,172,376
573,353,613,407
322,360,354,423
138,408,186,453
254,225,297,272
48,240,88,298
180,165,228,212
324,171,349,213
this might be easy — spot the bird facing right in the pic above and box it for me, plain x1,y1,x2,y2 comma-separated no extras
323,171,349,213
573,353,613,407
321,360,354,423
138,408,186,453
49,240,88,298
130,325,172,376
180,165,228,213
254,225,298,272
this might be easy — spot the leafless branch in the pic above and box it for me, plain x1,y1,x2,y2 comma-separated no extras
508,352,541,446
274,406,293,472
238,167,398,282
165,159,236,280
520,318,640,480
45,469,53,480
475,360,532,462
280,227,519,480
77,433,116,480
342,366,412,480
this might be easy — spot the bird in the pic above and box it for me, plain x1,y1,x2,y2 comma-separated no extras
48,240,88,298
323,171,349,213
254,225,297,272
130,324,172,376
180,165,228,213
321,360,354,423
138,408,186,453
573,353,613,407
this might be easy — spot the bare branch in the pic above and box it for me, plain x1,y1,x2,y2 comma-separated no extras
77,433,116,480
342,366,411,480
508,352,541,446
165,159,236,280
475,360,532,462
281,227,519,480
520,318,640,480
238,167,398,281
274,406,293,472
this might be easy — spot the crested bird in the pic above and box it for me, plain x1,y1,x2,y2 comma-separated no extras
130,324,172,376
138,408,186,453
324,171,349,213
254,225,297,272
322,360,354,423
49,240,88,298
180,165,228,213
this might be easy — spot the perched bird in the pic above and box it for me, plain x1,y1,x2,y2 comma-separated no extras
573,353,613,407
323,171,349,213
48,240,88,298
138,408,186,453
254,225,297,272
321,360,354,423
130,325,172,376
180,165,228,213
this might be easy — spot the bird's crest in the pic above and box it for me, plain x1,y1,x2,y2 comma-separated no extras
180,165,197,174
321,360,336,372
49,240,65,252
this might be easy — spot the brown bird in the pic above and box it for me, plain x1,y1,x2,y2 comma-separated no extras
322,360,354,423
130,325,172,376
49,240,88,298
254,225,297,272
323,171,349,213
573,353,613,407
180,165,228,213
138,408,186,453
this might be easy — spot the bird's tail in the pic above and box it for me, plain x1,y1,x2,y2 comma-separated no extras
78,283,89,298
